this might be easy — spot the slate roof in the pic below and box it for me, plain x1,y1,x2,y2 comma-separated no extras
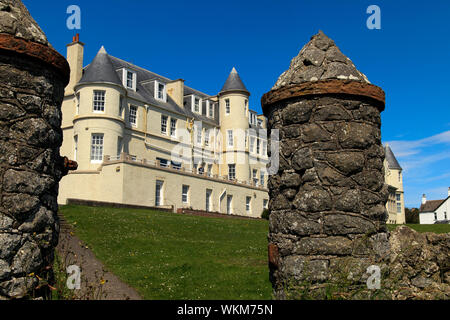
384,145,402,170
79,47,122,86
78,47,221,126
272,31,370,90
419,198,448,213
220,67,250,95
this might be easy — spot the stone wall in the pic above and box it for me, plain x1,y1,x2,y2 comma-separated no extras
0,0,71,299
263,32,450,300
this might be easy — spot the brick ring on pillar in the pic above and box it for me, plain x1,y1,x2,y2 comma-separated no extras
0,0,77,300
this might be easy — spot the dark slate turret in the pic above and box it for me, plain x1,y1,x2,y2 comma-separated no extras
384,144,402,170
79,46,122,86
220,67,250,95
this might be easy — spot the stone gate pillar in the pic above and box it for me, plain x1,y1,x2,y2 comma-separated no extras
262,31,390,299
0,0,73,299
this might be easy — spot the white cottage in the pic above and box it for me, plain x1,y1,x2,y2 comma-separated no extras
419,188,450,224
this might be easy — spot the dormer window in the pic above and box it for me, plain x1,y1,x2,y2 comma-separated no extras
122,69,137,91
155,81,167,102
192,96,201,114
208,101,214,118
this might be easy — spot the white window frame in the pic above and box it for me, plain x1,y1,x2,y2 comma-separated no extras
260,171,265,187
204,130,210,146
170,118,177,137
155,180,164,206
256,139,260,154
208,101,214,118
129,105,138,127
225,99,230,115
228,164,236,180
122,69,137,91
155,81,167,102
250,137,255,153
192,95,201,114
253,169,258,185
76,93,80,115
227,130,233,147
161,115,168,134
90,133,104,163
246,196,251,212
93,90,105,113
117,136,123,158
74,135,78,161
197,128,202,145
182,185,189,204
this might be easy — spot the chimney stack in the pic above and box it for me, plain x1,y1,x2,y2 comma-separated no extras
422,194,427,204
66,33,84,95
166,79,185,107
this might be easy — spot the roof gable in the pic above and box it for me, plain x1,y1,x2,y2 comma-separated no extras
419,197,449,213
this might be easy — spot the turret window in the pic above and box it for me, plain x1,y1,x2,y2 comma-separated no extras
76,93,80,115
227,130,234,147
90,133,104,163
93,90,105,112
225,99,230,115
250,137,255,153
228,164,236,180
129,105,137,127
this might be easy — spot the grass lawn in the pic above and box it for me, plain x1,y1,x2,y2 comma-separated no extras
387,224,450,234
59,205,272,300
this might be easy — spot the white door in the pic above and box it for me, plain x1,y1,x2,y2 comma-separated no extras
155,180,163,206
206,190,212,212
227,195,232,215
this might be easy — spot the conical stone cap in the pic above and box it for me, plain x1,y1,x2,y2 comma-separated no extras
273,31,370,90
0,0,49,46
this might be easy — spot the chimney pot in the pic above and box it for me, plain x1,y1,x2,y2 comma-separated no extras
422,194,427,204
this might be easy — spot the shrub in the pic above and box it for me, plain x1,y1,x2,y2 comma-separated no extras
261,209,270,220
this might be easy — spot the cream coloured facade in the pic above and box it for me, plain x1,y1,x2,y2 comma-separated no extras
384,144,406,224
58,36,269,218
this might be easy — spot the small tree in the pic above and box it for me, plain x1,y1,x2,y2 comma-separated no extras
405,208,420,224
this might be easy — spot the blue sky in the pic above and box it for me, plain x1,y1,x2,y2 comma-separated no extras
23,0,450,208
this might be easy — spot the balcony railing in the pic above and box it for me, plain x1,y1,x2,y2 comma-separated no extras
103,153,266,189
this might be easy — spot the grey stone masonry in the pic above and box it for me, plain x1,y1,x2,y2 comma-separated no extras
0,0,71,299
263,32,450,299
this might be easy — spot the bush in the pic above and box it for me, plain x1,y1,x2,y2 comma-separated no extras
261,209,270,220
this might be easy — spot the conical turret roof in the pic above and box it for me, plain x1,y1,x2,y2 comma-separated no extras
79,46,122,86
384,144,402,170
220,67,249,95
273,31,370,90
